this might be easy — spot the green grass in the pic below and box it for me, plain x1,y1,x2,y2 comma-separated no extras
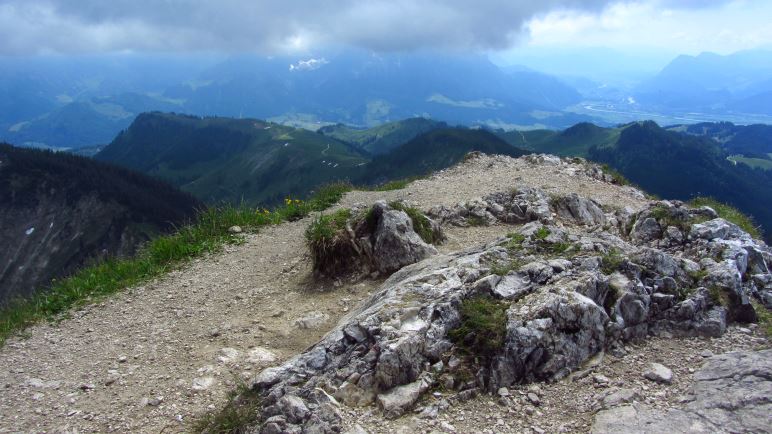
192,378,262,434
466,215,487,227
388,201,441,244
305,209,352,245
448,295,509,359
601,164,630,186
0,182,353,346
707,286,733,312
490,259,524,276
505,233,525,250
534,226,550,240
371,176,423,191
688,197,762,239
750,300,772,338
600,249,625,275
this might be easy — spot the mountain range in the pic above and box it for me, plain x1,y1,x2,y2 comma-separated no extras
0,143,201,304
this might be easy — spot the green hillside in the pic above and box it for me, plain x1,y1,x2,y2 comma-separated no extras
589,121,772,241
96,113,368,205
497,122,620,157
318,118,446,155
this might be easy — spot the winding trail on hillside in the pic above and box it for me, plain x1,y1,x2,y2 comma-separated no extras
0,154,654,433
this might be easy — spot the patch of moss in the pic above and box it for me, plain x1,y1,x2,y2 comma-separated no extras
505,233,526,251
448,295,509,359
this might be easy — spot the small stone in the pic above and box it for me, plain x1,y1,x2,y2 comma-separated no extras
439,421,456,433
118,356,127,363
601,388,638,408
217,347,240,364
593,374,610,384
737,327,751,334
527,393,541,406
700,350,714,358
497,387,510,397
148,396,164,407
246,347,277,365
294,311,329,330
192,376,215,391
227,225,243,234
643,363,673,384
79,383,95,391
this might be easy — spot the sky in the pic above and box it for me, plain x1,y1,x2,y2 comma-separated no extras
0,0,769,58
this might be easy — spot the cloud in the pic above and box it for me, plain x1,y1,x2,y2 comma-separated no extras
289,57,329,72
0,0,613,54
0,0,755,55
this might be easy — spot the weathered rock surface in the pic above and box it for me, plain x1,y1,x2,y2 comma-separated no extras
371,201,439,274
249,191,772,433
592,349,772,434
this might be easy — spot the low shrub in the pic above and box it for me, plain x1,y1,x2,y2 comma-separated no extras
448,295,509,359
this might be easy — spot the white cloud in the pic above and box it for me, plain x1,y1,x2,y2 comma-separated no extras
289,57,329,72
522,0,772,54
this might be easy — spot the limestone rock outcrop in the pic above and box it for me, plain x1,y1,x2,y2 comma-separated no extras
251,190,772,433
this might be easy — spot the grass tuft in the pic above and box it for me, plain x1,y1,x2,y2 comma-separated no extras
0,183,353,346
448,295,509,359
600,249,625,275
192,379,261,434
534,226,550,240
688,197,762,240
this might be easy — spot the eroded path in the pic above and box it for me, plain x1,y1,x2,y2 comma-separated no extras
0,154,649,433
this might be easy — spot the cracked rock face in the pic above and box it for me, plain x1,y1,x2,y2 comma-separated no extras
592,349,772,434
249,192,772,434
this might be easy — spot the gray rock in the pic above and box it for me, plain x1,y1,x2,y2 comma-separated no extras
643,363,673,384
592,350,772,434
376,376,432,418
631,217,661,244
601,388,638,409
245,187,772,434
552,193,607,226
491,273,531,300
372,201,439,273
690,218,747,241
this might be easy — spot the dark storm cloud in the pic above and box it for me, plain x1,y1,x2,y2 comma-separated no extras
0,0,736,54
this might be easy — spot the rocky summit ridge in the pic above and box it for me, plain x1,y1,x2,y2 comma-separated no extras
250,154,772,434
0,153,769,434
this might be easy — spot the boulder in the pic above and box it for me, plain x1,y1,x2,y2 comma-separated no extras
372,201,439,274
